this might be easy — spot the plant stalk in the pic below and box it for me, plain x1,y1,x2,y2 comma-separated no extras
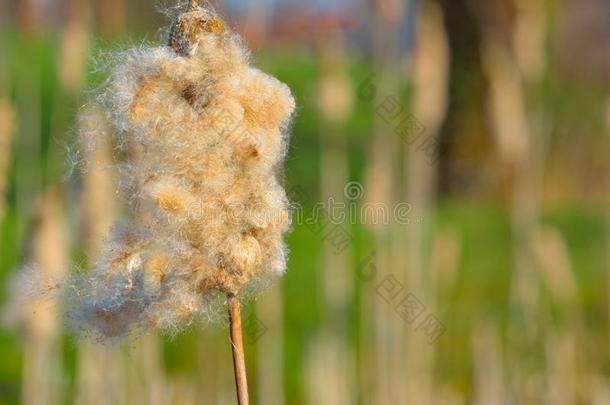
228,293,249,405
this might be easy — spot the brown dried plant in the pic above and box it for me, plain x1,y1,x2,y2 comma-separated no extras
68,2,295,403
69,0,294,340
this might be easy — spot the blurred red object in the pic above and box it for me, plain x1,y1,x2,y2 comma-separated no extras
234,7,359,48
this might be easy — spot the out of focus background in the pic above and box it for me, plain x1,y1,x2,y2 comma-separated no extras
1,0,610,404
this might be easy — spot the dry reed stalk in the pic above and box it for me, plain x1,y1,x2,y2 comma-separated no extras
400,2,449,402
0,98,15,222
475,0,543,344
361,0,404,402
590,376,610,405
305,31,355,405
75,347,126,405
428,229,461,403
434,388,465,405
3,23,48,402
125,333,168,405
507,0,551,327
477,1,552,399
18,189,67,405
57,0,91,92
512,0,547,82
531,226,577,305
484,42,543,349
78,107,118,254
429,229,461,296
15,51,41,246
532,228,591,403
305,333,354,405
168,375,198,405
99,0,126,37
228,293,249,405
480,41,530,165
256,283,284,404
472,323,505,405
197,326,234,403
544,330,580,404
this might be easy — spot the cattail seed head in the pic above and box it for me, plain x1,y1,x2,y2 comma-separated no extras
67,2,295,340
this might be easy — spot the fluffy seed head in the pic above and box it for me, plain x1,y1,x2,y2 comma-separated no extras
67,2,295,340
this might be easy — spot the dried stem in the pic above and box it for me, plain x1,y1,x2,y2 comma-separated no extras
188,0,198,10
228,293,249,405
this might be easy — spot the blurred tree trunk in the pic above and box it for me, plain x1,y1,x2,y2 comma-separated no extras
437,0,489,197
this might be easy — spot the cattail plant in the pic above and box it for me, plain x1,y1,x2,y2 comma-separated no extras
99,0,126,37
68,1,295,403
306,31,355,405
472,322,505,405
57,0,92,92
4,188,67,405
478,0,552,399
401,2,449,403
362,0,404,401
0,98,15,221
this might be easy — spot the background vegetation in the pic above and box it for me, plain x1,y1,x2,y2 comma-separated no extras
1,0,609,404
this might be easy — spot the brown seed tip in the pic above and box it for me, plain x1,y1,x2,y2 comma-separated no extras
204,17,225,34
169,4,225,56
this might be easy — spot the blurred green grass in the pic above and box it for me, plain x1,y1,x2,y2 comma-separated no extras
0,33,608,405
